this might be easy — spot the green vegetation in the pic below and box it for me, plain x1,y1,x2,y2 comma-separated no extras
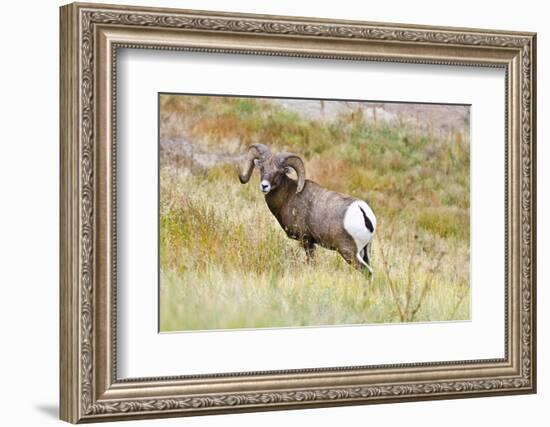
159,95,470,331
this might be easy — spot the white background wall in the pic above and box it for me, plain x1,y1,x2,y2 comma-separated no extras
0,0,545,426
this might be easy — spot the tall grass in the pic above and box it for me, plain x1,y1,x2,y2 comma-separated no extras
159,95,470,331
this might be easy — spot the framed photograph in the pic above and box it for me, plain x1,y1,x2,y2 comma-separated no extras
59,2,537,423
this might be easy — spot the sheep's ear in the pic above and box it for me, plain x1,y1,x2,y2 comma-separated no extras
281,155,305,193
284,167,291,174
296,179,305,193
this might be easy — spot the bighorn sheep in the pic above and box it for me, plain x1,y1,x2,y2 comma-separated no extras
239,144,377,273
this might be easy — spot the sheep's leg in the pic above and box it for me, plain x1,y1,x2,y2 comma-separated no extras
357,250,374,275
340,246,373,275
302,238,316,263
361,242,373,272
339,247,366,271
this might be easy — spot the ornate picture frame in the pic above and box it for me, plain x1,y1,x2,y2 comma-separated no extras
60,2,536,423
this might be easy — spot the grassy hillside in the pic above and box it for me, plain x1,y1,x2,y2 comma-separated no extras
159,95,470,331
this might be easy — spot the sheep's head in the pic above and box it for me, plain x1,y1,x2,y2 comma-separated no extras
239,144,306,194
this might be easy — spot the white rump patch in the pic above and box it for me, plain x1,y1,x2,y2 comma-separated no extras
343,200,377,265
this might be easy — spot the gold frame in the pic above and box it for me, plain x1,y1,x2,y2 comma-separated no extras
59,2,537,423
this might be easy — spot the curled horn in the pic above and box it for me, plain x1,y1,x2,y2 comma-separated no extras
279,153,306,193
238,144,271,184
